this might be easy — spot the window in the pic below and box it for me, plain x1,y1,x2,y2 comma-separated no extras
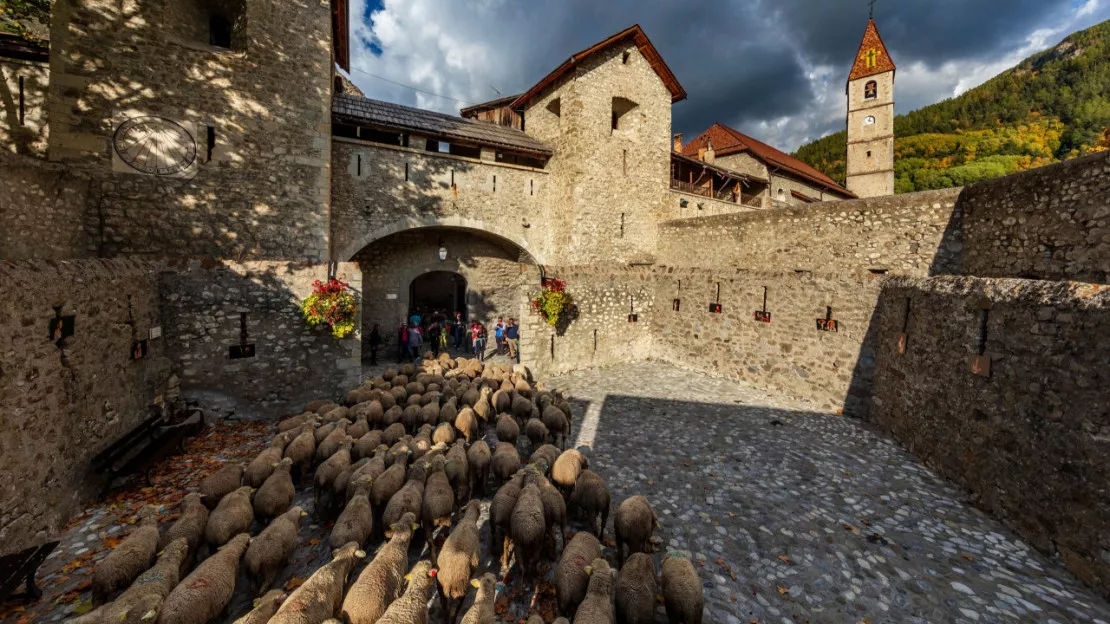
622,51,631,64
173,0,246,50
209,15,233,48
18,76,25,125
866,150,872,158
777,188,786,200
864,115,876,125
864,80,877,100
611,96,638,133
546,97,561,118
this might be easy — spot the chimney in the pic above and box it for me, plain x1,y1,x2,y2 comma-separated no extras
673,133,683,152
703,136,715,164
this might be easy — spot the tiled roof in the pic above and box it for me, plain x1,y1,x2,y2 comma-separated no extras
510,25,686,110
847,19,895,84
680,123,855,198
333,94,553,156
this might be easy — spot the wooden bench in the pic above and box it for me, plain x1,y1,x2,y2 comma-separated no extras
0,542,59,604
91,409,204,489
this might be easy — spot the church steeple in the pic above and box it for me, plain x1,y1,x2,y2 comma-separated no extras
845,17,895,198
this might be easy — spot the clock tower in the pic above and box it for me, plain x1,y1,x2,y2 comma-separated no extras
845,18,896,198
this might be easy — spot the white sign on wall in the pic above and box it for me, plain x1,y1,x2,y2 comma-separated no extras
386,293,398,300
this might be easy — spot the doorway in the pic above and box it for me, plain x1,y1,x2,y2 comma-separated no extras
409,271,467,320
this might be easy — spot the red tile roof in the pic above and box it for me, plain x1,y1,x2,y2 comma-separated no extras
680,123,855,198
847,19,895,84
510,25,686,110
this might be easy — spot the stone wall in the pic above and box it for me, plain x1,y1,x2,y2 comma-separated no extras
0,56,49,157
160,260,361,418
47,0,333,260
0,151,91,260
870,275,1110,593
651,266,883,414
955,151,1110,283
354,228,529,354
658,188,963,276
0,259,174,555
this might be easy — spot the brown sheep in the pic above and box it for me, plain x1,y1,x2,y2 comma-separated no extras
555,531,601,619
347,446,389,502
453,407,478,443
472,386,493,422
316,419,352,462
284,426,317,485
537,473,568,556
231,589,286,624
410,425,435,461
444,441,470,505
574,558,616,624
200,464,243,510
332,458,368,512
614,495,658,568
615,553,657,624
321,406,349,423
269,542,366,624
71,538,188,624
385,437,410,469
204,486,254,551
353,430,384,461
361,400,386,427
347,417,370,441
93,504,160,604
313,436,353,511
432,422,455,446
370,462,408,523
570,469,611,539
158,533,250,624
491,388,511,415
420,402,440,427
420,455,454,559
246,435,289,487
330,477,373,551
313,421,338,444
491,442,521,486
439,399,458,426
381,403,401,424
552,449,589,495
467,440,491,496
278,412,313,434
542,404,571,450
525,418,548,448
662,556,703,624
489,472,525,566
435,500,481,622
510,473,546,581
253,457,296,523
529,444,560,476
511,395,533,421
340,513,417,624
382,422,406,446
402,404,423,432
496,414,519,444
458,572,497,624
375,560,436,624
382,462,430,536
304,399,332,413
244,506,306,594
159,494,208,571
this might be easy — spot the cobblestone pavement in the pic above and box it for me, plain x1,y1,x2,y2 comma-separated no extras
546,361,1110,624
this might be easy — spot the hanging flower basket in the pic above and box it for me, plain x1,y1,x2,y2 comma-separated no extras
531,277,572,327
301,278,358,339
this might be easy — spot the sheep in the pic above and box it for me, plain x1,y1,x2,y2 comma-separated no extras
435,500,481,622
382,422,406,446
661,556,703,624
491,388,511,415
158,493,208,571
361,400,386,427
444,441,470,505
284,425,317,485
339,512,417,624
348,446,389,503
472,386,493,422
573,558,615,624
253,457,296,523
313,436,353,511
379,393,398,412
390,387,408,407
71,538,188,624
374,560,436,624
614,495,658,568
525,418,548,447
496,415,520,444
537,473,568,556
269,542,366,624
406,394,424,409
570,469,611,539
92,504,161,604
491,442,521,486
370,462,408,520
330,477,374,551
458,573,497,624
432,422,455,446
204,486,254,552
347,417,370,441
510,473,546,581
542,405,571,450
511,395,533,422
158,533,250,624
316,419,352,462
353,430,384,460
382,461,429,536
232,589,286,624
420,455,454,558
246,435,290,487
555,531,601,619
552,449,589,496
529,444,560,476
279,413,314,434
489,472,525,567
244,506,306,594
304,399,333,413
439,399,458,427
410,425,434,461
615,553,657,624
346,387,374,406
321,406,349,423
199,464,243,509
332,458,368,510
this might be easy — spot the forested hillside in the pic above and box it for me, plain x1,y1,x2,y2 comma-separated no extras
793,19,1110,193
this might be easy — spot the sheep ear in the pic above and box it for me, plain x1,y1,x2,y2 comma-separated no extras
272,462,279,467
405,573,411,581
300,510,308,517
471,579,480,588
654,521,661,528
156,550,164,556
585,566,593,575
411,522,419,531
252,599,261,608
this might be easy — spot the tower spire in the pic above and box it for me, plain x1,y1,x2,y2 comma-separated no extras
869,0,876,20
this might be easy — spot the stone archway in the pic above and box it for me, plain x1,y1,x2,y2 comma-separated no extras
335,215,544,265
409,271,467,320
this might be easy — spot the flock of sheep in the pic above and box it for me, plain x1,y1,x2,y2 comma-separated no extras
70,354,705,624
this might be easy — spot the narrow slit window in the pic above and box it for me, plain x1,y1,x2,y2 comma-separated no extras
492,174,497,192
18,76,25,125
404,162,409,181
206,126,216,161
622,51,631,64
530,179,534,196
622,149,627,176
620,213,625,238
356,154,362,177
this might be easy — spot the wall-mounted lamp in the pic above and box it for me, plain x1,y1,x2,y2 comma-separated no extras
438,240,447,262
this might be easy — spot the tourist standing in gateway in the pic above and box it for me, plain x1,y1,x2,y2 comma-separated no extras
506,318,519,362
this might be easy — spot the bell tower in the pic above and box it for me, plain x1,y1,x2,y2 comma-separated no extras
845,17,895,198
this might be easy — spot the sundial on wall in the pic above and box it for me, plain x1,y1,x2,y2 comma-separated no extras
112,116,197,176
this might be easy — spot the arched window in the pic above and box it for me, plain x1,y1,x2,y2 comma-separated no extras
864,80,877,100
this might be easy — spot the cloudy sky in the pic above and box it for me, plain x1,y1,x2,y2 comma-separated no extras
346,0,1110,152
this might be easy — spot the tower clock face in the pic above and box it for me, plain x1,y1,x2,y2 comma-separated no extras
112,116,197,176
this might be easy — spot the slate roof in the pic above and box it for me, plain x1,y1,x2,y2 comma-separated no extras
681,123,855,198
333,93,553,156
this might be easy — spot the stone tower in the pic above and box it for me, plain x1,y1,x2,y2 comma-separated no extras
845,18,895,198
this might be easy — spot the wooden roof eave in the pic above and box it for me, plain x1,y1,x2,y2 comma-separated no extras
333,115,554,158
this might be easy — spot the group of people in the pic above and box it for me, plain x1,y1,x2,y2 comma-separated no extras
366,310,520,365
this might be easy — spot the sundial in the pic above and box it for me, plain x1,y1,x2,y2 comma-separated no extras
112,116,197,176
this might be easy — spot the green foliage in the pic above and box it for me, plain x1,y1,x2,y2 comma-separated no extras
793,19,1110,193
0,0,50,45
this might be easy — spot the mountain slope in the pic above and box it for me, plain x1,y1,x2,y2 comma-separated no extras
793,19,1110,193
